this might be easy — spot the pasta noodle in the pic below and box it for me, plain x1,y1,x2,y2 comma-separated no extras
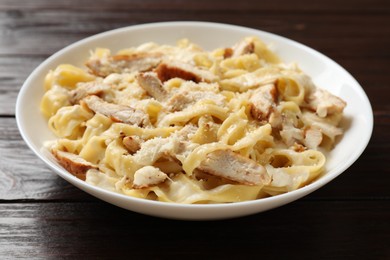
41,36,346,204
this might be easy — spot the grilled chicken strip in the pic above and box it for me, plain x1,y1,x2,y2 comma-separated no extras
166,90,226,112
82,95,150,126
156,60,218,83
136,72,167,101
132,166,168,189
198,149,270,186
223,38,255,59
85,53,162,77
51,149,98,180
304,126,323,149
250,84,278,121
69,82,112,104
306,88,346,118
232,39,255,57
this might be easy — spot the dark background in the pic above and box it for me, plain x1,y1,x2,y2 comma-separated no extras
0,0,389,258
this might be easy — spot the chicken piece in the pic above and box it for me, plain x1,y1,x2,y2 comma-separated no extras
223,48,233,59
222,39,255,59
166,90,226,112
132,125,198,167
85,53,161,77
133,137,178,166
306,88,346,117
301,111,343,143
198,150,270,186
232,39,255,57
51,149,98,180
123,135,143,154
280,126,304,147
304,127,323,149
69,82,111,104
250,84,278,121
268,110,283,129
82,95,149,126
132,166,168,189
155,61,218,83
136,72,167,101
166,91,192,111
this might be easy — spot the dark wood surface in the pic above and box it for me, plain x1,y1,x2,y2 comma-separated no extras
1,0,389,258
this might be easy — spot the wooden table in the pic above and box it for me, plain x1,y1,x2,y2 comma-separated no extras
1,0,389,258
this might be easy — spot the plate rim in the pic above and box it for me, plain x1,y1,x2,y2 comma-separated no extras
15,21,374,219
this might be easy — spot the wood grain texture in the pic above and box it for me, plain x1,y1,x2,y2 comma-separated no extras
0,117,93,200
0,0,389,56
0,12,388,56
0,0,389,12
0,56,45,115
0,201,389,258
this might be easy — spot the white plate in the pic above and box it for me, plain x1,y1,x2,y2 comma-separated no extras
16,21,373,220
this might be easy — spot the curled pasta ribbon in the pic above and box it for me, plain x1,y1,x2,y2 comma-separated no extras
104,139,140,179
48,105,93,139
40,85,71,118
231,124,272,156
81,113,113,144
45,64,95,90
106,123,180,139
263,149,326,195
124,174,262,204
79,136,108,164
220,53,262,79
219,67,280,92
157,103,229,127
276,76,305,105
217,107,248,145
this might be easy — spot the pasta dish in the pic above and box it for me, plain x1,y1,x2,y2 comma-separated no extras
40,37,346,203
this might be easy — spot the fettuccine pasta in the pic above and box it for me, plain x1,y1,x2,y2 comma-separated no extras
41,36,346,203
